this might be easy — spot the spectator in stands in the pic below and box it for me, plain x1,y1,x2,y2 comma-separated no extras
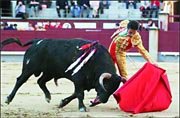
43,21,50,30
0,22,4,30
49,22,57,29
40,0,52,8
56,22,62,29
125,0,137,9
109,20,157,80
1,22,16,30
150,0,160,18
15,0,27,19
70,1,81,18
78,0,91,18
27,0,41,17
3,22,17,30
90,1,100,18
144,19,154,30
27,23,35,31
8,24,17,30
56,0,69,17
140,19,154,31
139,1,151,18
3,22,9,30
118,0,122,3
162,1,173,14
45,22,62,29
115,22,120,28
51,22,62,29
35,23,46,31
101,0,110,9
98,1,104,15
13,24,18,30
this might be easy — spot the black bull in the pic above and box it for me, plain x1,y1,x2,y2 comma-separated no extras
1,38,126,112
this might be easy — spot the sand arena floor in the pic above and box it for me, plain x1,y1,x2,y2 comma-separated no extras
1,62,179,117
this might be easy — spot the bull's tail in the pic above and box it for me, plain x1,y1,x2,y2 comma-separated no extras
1,38,41,50
23,39,40,47
0,38,23,49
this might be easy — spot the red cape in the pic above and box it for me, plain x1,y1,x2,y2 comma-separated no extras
109,40,117,64
113,63,172,114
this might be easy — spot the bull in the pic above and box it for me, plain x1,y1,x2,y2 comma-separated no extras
1,38,126,112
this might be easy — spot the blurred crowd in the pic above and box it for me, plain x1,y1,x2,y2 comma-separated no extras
14,0,109,19
1,22,18,30
1,21,73,31
139,0,161,18
1,18,156,31
6,0,172,19
13,0,172,19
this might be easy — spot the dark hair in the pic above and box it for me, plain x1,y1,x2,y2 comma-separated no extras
115,22,120,27
127,20,139,30
16,0,25,5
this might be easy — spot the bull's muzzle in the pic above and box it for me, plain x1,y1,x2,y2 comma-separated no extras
89,96,101,107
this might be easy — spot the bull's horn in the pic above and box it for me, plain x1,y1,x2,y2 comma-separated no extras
99,73,112,92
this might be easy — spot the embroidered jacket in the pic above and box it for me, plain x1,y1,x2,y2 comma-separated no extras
114,31,152,61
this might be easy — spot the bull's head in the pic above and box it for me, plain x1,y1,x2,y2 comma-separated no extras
90,73,126,107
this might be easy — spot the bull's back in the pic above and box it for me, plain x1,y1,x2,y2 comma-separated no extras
23,38,116,80
23,39,91,76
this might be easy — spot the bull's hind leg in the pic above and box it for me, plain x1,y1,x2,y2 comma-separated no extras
37,74,52,103
5,72,32,104
59,93,76,108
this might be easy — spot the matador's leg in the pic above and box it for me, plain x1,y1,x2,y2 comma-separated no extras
115,50,128,79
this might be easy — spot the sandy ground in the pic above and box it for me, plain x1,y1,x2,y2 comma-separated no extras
1,62,179,118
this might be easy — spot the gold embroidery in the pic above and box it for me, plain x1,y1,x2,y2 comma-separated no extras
131,32,142,46
116,37,131,51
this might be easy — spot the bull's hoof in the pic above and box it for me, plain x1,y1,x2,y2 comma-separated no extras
5,97,10,104
79,107,86,112
45,97,51,103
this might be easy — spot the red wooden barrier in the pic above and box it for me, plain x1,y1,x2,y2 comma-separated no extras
1,29,114,51
159,31,179,52
0,19,179,52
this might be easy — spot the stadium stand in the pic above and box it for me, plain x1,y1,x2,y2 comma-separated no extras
8,0,145,19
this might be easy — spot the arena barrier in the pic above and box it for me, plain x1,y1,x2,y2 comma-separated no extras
1,19,179,60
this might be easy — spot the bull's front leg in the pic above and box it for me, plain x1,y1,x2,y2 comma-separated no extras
75,86,86,112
